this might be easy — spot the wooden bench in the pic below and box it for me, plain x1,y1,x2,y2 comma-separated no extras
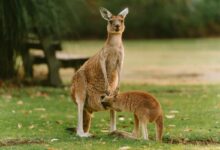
21,37,89,86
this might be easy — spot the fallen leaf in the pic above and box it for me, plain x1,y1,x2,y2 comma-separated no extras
34,108,46,112
119,146,131,150
101,129,109,133
118,116,125,121
168,124,176,128
184,128,192,132
165,114,175,119
29,125,35,129
17,100,23,105
50,138,59,142
18,123,22,129
169,110,179,114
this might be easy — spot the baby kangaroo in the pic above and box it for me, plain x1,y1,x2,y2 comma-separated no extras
101,91,163,141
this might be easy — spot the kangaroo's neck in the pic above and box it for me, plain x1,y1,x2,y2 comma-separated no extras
105,33,123,47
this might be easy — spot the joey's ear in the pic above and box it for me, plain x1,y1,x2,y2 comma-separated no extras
118,8,129,18
100,7,112,21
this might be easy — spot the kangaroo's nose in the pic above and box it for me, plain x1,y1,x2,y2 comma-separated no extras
115,24,120,28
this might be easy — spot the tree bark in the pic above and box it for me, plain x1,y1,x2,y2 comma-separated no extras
0,42,16,79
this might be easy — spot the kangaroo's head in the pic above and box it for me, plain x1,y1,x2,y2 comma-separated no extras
100,94,118,110
100,7,129,34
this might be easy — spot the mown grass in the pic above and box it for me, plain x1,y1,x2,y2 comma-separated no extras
0,84,220,149
60,38,220,85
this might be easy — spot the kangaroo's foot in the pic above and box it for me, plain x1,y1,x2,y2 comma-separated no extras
76,130,92,137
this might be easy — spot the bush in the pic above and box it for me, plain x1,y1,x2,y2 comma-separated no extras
51,0,220,39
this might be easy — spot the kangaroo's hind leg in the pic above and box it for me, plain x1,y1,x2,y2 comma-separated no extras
74,72,91,137
83,109,93,134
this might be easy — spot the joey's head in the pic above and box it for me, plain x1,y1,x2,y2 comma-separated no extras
100,7,129,34
100,94,117,110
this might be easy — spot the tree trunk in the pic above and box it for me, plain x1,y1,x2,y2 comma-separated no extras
0,42,16,79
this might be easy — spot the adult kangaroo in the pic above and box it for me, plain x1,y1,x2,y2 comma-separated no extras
71,7,129,137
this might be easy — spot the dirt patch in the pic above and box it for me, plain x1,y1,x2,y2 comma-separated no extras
0,139,45,147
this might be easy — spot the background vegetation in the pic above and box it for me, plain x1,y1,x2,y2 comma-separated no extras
1,0,220,79
40,0,220,39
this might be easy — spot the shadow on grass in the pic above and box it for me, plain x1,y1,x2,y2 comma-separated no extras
65,127,220,145
0,139,45,147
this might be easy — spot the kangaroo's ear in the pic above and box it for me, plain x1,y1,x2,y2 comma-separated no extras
118,8,129,18
100,7,112,21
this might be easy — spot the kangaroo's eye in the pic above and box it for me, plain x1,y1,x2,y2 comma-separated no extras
120,20,124,23
109,20,113,24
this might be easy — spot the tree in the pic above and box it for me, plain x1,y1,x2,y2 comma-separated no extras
0,0,80,84
0,0,25,79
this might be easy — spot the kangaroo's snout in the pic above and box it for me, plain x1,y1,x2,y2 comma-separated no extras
115,25,120,31
100,95,111,109
100,95,106,101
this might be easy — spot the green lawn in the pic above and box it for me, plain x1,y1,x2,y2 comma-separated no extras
0,84,220,149
61,38,220,85
3,38,220,149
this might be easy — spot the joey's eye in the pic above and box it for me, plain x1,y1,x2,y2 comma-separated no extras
120,20,124,23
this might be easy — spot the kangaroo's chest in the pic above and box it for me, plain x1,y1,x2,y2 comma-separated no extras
105,47,123,71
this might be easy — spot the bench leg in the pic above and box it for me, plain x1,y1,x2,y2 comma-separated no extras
21,47,33,78
41,37,62,87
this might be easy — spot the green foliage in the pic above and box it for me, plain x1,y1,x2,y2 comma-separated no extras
52,0,220,39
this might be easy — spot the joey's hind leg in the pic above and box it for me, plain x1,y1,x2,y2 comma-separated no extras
83,110,93,135
155,115,163,142
141,121,149,140
132,114,140,138
110,109,116,132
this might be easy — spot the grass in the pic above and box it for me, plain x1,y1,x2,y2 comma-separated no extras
0,84,220,149
3,38,220,149
59,38,220,85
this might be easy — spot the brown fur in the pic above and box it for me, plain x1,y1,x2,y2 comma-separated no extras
101,91,163,141
71,7,128,137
